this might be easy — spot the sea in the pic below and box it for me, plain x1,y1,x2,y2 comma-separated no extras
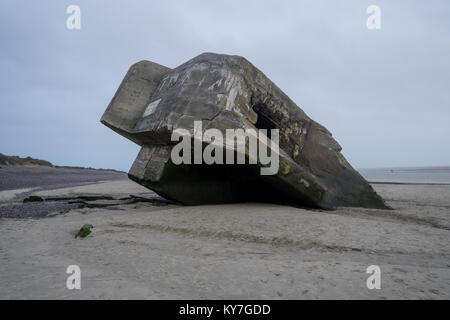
358,166,450,184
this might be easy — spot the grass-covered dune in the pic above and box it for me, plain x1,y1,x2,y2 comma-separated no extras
0,153,53,167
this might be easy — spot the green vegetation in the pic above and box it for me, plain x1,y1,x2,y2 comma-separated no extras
0,153,53,167
0,152,124,172
23,195,44,203
75,224,94,238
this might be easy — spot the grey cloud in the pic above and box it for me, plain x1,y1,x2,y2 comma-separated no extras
0,0,449,170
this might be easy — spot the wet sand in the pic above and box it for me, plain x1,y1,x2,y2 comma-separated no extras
0,175,449,299
0,166,128,218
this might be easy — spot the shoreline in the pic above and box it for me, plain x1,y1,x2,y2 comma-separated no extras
368,181,450,185
0,165,127,192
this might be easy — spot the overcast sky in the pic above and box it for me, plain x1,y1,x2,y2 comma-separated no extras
1,0,449,171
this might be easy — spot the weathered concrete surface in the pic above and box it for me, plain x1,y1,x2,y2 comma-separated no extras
101,53,388,209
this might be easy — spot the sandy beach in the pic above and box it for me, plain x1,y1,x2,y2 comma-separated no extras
0,167,449,299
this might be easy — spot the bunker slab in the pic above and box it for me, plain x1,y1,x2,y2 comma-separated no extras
101,53,389,209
